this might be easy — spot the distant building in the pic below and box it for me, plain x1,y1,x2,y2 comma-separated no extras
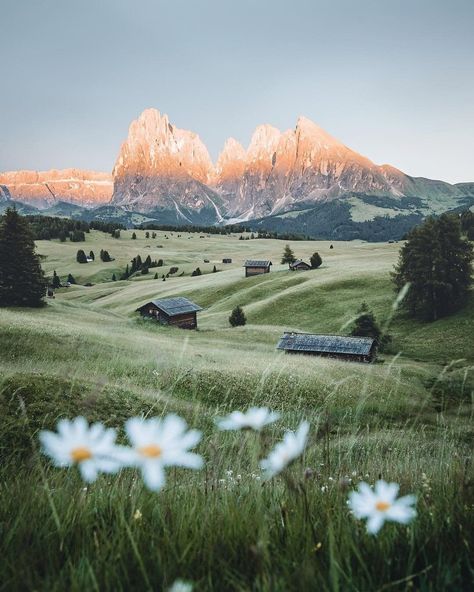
136,297,202,329
222,258,232,264
289,260,312,271
243,260,272,277
277,333,376,362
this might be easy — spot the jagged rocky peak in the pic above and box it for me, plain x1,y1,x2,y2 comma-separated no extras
113,108,214,184
214,138,246,184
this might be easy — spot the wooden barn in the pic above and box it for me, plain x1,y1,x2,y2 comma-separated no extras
136,297,202,329
222,258,232,264
277,332,376,362
243,260,272,277
289,260,312,271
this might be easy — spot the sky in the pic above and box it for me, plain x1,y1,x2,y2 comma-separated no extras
1,0,473,183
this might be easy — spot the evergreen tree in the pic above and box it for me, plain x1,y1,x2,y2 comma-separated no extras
191,267,202,277
152,232,157,239
144,255,152,267
392,214,473,320
350,302,390,350
0,208,46,307
145,231,150,239
76,249,88,264
154,272,158,279
112,273,117,281
52,270,61,289
89,250,95,261
141,266,149,275
281,244,296,265
132,232,137,240
157,259,164,267
67,273,76,284
229,305,246,327
212,265,217,273
310,252,323,269
58,230,67,242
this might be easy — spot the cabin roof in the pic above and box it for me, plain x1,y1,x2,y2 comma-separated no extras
243,260,272,268
277,332,375,355
290,260,310,268
138,297,202,316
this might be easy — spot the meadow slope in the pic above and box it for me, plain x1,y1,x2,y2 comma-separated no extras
0,230,473,591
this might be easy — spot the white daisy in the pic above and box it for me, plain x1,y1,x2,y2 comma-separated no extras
39,416,124,482
260,420,310,478
216,406,280,431
125,414,203,491
168,580,193,592
348,480,417,534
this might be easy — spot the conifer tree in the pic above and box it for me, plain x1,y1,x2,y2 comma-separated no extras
52,270,61,289
310,252,323,269
281,244,296,265
132,232,137,240
212,265,217,273
392,214,473,320
154,272,158,279
229,305,246,327
76,249,88,263
350,302,391,350
67,274,76,284
112,273,116,281
0,208,46,307
89,250,95,261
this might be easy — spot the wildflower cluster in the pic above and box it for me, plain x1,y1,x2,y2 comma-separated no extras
39,407,417,535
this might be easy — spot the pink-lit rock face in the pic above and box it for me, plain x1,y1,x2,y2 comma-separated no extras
0,169,113,208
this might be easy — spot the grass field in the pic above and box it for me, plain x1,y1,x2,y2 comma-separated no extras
1,229,473,591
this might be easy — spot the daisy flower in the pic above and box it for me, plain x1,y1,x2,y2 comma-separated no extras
39,417,124,482
125,414,203,491
216,407,280,431
260,420,310,478
348,480,417,534
168,580,193,592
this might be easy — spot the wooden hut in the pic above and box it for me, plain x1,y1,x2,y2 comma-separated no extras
222,258,232,264
243,260,272,277
277,332,376,362
289,260,312,271
136,297,202,329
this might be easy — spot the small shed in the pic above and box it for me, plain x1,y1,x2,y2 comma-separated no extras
222,258,232,264
277,333,376,362
136,297,202,329
289,260,312,271
243,260,272,277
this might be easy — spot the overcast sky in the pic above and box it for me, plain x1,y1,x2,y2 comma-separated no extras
1,0,473,183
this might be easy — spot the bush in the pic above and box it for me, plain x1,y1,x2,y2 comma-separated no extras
229,305,246,327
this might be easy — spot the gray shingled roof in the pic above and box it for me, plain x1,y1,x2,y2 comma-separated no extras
290,260,310,267
243,260,272,267
277,333,375,355
141,297,202,316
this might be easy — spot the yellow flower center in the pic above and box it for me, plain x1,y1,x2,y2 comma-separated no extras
71,446,93,463
375,501,391,512
138,444,163,458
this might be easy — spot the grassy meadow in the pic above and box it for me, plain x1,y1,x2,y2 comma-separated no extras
1,229,473,591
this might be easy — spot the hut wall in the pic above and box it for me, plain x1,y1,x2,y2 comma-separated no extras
245,266,269,277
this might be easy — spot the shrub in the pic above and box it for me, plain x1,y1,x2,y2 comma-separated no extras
76,250,88,264
310,252,322,268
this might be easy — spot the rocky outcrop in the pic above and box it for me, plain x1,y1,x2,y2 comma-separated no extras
0,169,113,209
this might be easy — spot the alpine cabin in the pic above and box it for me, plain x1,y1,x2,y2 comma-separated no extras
243,260,272,277
277,333,376,362
289,260,312,271
136,297,202,329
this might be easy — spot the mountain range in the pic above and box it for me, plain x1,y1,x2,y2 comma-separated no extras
1,108,473,239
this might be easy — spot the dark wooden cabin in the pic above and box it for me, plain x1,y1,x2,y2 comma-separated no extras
222,258,232,264
136,297,202,329
277,333,376,362
243,260,272,277
289,260,312,271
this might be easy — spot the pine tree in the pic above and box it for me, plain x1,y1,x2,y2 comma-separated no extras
350,302,390,350
392,214,473,320
212,265,217,273
229,305,246,327
112,273,116,281
89,250,95,261
0,208,46,307
67,273,76,284
281,244,296,265
76,250,88,263
145,231,150,239
310,252,322,269
154,272,158,279
132,232,137,240
191,267,202,277
52,270,61,289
